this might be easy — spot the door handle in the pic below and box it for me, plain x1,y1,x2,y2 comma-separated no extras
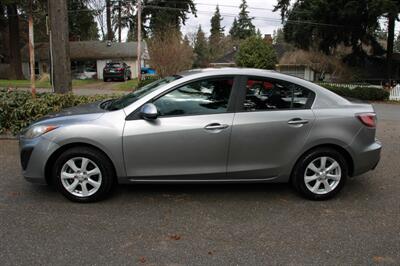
288,118,309,125
204,123,229,130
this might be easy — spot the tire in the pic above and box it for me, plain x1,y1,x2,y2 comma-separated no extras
52,147,115,203
103,77,108,82
291,147,347,200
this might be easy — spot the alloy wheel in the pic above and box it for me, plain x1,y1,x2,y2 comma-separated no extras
60,157,102,197
304,156,341,195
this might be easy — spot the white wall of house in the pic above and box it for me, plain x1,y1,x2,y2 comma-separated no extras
304,66,315,81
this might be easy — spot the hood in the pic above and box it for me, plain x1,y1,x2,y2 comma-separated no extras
41,101,106,120
29,101,108,128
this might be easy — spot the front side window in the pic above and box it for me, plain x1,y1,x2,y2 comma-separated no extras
243,77,315,111
105,76,181,110
153,77,234,117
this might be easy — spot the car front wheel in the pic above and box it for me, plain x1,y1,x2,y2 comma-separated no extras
52,147,115,202
292,147,347,200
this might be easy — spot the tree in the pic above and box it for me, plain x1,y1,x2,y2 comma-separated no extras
209,5,224,59
4,1,23,79
148,27,194,77
229,0,256,40
235,36,277,69
193,25,209,68
68,0,99,41
142,0,196,36
106,0,113,40
274,0,400,67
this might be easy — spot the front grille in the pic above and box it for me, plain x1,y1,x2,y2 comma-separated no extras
20,147,34,170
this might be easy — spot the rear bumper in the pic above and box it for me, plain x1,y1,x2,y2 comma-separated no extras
352,140,381,176
103,73,124,79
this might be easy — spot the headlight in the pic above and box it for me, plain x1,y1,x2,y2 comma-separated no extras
24,125,58,139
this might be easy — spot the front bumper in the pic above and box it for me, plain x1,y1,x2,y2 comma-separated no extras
19,136,60,184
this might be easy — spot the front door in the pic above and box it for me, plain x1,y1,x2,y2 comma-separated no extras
227,76,316,179
123,76,237,178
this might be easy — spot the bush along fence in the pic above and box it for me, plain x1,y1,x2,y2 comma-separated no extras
318,83,390,101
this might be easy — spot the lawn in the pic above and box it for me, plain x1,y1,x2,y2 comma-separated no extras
0,79,100,89
113,79,139,91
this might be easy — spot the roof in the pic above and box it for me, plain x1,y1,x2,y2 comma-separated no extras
210,50,237,64
21,41,148,61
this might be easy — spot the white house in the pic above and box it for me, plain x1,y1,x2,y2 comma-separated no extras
21,41,149,80
275,64,330,82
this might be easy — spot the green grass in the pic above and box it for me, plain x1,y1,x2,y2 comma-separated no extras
113,79,139,91
0,79,100,89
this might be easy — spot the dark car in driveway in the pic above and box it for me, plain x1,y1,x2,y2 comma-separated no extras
103,62,132,82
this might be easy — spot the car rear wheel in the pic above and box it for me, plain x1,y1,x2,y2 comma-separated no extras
52,147,115,202
292,147,347,200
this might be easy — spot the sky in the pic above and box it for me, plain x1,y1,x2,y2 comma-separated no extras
181,0,283,37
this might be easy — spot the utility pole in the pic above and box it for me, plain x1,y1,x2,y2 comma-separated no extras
28,0,36,97
137,0,142,81
48,0,71,93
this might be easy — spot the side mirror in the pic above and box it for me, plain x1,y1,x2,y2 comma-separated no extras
140,103,158,120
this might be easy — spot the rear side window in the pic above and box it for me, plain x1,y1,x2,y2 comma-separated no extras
153,78,234,117
243,77,315,111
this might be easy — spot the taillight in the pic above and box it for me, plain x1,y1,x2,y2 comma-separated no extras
356,113,376,128
117,68,123,72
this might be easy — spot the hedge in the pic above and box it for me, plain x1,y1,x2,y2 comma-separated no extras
321,84,389,101
0,89,119,135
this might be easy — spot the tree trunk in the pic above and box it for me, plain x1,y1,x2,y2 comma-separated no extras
386,13,395,82
48,0,72,93
106,0,113,41
6,4,24,80
118,0,122,42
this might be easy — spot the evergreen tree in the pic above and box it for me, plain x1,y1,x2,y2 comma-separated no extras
142,0,196,36
230,0,256,40
209,5,225,59
236,36,277,69
193,26,209,68
274,0,400,65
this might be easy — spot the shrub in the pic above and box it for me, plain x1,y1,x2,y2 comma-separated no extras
236,36,277,69
138,76,160,88
320,85,389,101
0,90,120,135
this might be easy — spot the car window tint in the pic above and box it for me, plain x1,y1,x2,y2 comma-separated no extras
243,78,314,111
153,78,234,117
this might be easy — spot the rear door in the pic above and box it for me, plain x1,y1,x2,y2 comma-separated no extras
123,76,239,179
227,76,316,179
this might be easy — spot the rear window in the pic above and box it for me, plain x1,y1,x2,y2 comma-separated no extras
106,63,122,68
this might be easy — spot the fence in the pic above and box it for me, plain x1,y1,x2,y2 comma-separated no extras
389,84,400,101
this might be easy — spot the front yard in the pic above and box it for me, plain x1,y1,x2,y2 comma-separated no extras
0,78,138,91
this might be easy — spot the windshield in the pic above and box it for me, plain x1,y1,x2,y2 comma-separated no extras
106,75,181,110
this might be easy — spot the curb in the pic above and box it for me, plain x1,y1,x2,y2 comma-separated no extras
0,134,17,140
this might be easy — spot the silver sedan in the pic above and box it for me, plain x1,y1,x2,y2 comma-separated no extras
19,68,381,202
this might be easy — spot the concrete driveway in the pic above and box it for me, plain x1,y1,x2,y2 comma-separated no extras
0,104,399,265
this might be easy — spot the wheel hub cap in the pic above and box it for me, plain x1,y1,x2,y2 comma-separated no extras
304,156,341,195
60,157,102,197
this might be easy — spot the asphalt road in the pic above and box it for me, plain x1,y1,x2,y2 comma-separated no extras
0,104,399,265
